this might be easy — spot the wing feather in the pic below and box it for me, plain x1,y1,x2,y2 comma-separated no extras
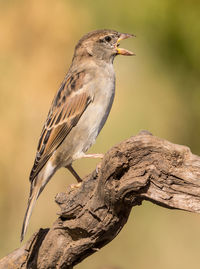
30,73,92,182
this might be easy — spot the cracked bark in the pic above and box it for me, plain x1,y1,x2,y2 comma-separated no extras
1,131,200,269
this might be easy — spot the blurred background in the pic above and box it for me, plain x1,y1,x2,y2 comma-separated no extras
0,0,200,268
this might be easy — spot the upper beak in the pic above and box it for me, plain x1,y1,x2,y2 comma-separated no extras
116,33,135,56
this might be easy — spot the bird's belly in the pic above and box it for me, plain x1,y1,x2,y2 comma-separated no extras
55,83,115,165
72,85,115,160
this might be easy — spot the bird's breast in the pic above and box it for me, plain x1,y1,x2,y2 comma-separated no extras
93,74,116,135
72,65,116,159
55,63,116,164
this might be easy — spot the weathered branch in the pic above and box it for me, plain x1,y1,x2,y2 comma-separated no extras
1,131,200,269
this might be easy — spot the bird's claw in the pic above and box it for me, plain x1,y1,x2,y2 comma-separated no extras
70,182,82,189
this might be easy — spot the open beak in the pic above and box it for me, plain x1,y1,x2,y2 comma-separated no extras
116,33,135,56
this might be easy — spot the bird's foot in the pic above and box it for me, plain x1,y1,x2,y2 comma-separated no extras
70,182,82,189
96,162,102,175
82,153,104,159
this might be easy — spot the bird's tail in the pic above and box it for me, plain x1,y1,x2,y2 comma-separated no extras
20,182,41,242
21,161,55,241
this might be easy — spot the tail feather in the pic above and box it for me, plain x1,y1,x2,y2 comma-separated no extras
20,185,40,242
21,161,56,241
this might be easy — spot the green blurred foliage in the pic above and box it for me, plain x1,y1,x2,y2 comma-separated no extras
0,0,200,268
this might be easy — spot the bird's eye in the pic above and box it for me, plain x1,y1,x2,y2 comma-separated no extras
104,35,112,42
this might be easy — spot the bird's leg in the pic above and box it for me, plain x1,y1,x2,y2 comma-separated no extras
82,153,104,175
66,164,82,183
82,153,104,159
66,154,104,188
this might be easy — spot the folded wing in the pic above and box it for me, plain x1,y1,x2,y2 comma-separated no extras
29,73,92,182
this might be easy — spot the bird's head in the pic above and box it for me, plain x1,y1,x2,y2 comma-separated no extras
73,29,135,63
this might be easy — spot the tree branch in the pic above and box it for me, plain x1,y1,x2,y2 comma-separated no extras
1,131,200,269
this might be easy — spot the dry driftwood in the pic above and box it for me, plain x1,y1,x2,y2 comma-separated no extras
1,131,200,269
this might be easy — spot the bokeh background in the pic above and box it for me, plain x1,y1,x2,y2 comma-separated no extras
0,0,200,268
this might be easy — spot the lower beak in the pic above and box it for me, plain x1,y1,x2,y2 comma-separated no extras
116,33,135,56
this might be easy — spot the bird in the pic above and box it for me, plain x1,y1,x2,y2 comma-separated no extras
21,29,134,241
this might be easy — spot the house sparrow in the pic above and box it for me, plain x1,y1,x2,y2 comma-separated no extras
21,29,134,241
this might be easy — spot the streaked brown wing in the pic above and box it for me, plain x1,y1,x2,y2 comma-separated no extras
30,75,92,182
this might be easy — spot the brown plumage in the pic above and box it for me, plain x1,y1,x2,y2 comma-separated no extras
30,73,91,182
21,29,134,241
